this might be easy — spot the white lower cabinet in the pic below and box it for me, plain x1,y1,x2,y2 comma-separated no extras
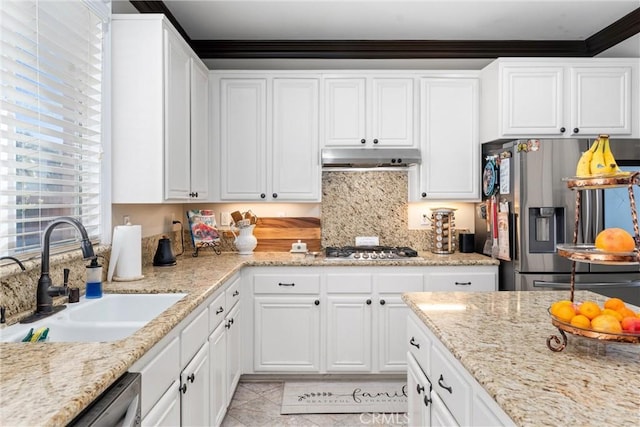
142,379,181,427
180,343,210,426
247,267,424,374
131,274,243,427
209,321,227,427
226,302,242,399
252,272,322,371
407,312,514,427
407,352,432,427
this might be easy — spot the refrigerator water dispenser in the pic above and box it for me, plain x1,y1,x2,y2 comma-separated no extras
529,207,565,253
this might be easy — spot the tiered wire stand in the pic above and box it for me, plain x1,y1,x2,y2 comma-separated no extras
547,172,640,351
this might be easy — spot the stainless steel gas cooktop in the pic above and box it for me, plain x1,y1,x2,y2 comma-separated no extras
324,246,419,260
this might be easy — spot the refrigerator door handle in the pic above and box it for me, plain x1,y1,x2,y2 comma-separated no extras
533,280,640,289
593,189,604,237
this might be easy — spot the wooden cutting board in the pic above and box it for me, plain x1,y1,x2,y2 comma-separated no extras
253,217,321,252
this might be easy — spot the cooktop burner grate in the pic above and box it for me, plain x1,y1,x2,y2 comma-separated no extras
325,246,418,260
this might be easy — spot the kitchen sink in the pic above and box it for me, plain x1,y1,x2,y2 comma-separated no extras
68,293,188,322
0,321,143,343
0,293,187,343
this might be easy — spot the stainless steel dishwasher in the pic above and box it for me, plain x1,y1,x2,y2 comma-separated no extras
69,372,141,427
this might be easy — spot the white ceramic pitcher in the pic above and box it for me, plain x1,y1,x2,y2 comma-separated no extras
233,224,257,255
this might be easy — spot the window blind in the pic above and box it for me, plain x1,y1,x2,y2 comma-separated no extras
0,0,106,257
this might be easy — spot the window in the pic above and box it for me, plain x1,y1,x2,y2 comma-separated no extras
0,0,108,257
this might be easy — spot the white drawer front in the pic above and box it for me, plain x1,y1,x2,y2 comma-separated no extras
426,271,496,292
377,273,423,293
138,336,179,418
225,276,241,309
181,308,208,365
209,292,226,331
326,273,372,293
431,343,471,426
254,274,321,294
407,314,430,374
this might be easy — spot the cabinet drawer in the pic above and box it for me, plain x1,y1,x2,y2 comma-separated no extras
377,273,423,293
209,292,226,331
142,379,180,427
407,314,430,374
426,271,496,292
254,274,320,294
431,343,471,426
181,308,208,365
138,336,180,418
225,276,241,309
326,273,371,293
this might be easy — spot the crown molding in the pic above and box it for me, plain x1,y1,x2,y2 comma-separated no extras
131,3,639,60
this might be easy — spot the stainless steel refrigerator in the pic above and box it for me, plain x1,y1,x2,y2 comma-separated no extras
475,138,640,305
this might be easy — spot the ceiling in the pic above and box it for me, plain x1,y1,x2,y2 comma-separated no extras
113,1,640,69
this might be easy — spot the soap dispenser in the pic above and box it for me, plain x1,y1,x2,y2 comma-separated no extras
86,258,103,299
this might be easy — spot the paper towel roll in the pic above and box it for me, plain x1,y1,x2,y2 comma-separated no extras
108,224,144,282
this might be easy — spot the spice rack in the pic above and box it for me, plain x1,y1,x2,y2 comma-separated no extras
547,172,640,351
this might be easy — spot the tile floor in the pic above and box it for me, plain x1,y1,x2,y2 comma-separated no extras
221,381,408,427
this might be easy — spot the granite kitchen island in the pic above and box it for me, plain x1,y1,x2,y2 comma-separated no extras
403,291,640,426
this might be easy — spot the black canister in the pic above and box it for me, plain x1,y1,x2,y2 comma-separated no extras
459,233,475,253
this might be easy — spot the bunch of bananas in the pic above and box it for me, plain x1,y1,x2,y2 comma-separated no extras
575,134,626,178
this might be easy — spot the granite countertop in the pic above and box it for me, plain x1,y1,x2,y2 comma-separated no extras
0,251,495,426
403,291,640,427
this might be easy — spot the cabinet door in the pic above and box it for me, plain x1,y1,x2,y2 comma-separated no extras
209,322,227,427
501,66,564,136
271,78,320,201
254,296,321,371
378,295,413,371
570,66,632,136
326,296,372,371
189,57,210,200
323,77,367,146
220,78,267,200
142,379,180,427
164,28,192,200
180,343,210,427
371,77,415,146
407,353,432,427
226,303,242,400
418,78,479,200
431,391,459,427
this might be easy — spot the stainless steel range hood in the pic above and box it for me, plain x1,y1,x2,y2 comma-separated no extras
321,148,421,168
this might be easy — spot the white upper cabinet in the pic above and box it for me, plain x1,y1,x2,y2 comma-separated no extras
111,15,210,203
218,78,268,201
411,77,480,201
213,73,321,202
271,78,320,201
480,58,639,141
570,66,632,136
324,76,416,147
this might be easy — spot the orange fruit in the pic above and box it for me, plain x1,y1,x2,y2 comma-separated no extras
616,306,637,319
601,308,624,322
578,301,601,320
604,297,625,311
570,314,591,329
594,228,635,252
591,314,622,333
553,304,577,323
550,300,573,317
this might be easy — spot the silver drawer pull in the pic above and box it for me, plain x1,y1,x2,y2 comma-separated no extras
278,282,295,287
438,374,453,394
409,337,420,349
454,281,471,286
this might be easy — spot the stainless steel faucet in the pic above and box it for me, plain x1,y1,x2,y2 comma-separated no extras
35,217,95,316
